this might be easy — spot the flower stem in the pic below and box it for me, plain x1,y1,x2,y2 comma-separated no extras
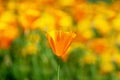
58,64,60,80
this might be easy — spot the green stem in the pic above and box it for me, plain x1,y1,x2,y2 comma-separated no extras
58,64,60,80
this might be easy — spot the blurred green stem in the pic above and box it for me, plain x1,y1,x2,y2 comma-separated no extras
58,64,60,80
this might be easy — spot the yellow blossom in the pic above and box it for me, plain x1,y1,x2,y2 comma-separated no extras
113,49,120,66
22,44,38,56
112,13,120,31
0,11,16,26
32,12,56,31
82,52,96,64
100,52,113,63
58,0,75,7
100,63,114,74
77,17,92,32
19,8,40,30
7,1,16,11
59,14,73,31
27,33,40,44
116,33,120,45
0,22,18,49
93,14,112,35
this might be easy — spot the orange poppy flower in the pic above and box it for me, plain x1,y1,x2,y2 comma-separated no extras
46,30,76,58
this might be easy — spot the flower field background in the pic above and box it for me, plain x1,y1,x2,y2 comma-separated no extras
1,0,120,80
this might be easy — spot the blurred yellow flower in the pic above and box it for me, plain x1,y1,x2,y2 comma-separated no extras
116,33,120,45
94,3,116,19
59,14,73,31
0,11,18,49
46,30,76,59
73,30,94,44
100,52,113,63
77,17,92,31
100,63,114,74
0,11,17,26
113,49,120,66
0,22,18,49
104,9,116,20
82,52,96,64
93,14,112,35
40,0,55,5
32,12,56,31
112,13,120,31
19,8,40,30
58,0,75,7
27,33,40,44
45,8,73,30
22,43,38,56
7,1,16,11
76,17,94,42
18,2,39,13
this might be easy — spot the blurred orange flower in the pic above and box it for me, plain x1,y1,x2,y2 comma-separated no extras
0,23,18,49
46,30,76,59
0,11,18,49
88,38,110,54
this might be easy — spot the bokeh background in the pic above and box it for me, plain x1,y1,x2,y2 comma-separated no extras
1,0,120,80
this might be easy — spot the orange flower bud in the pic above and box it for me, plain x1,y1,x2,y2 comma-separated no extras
46,30,76,59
